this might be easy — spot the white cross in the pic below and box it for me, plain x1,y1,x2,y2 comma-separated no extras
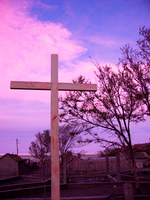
10,54,97,200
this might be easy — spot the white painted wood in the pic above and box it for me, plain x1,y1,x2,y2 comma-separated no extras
10,81,97,91
51,54,60,200
58,82,97,91
10,81,51,90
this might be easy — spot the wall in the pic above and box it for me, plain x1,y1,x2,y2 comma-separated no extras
68,157,118,173
0,155,17,175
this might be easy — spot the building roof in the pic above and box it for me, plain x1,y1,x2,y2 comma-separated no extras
0,153,22,162
120,152,148,160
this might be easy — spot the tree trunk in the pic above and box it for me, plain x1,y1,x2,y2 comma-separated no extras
42,162,45,176
129,147,141,194
105,153,109,175
63,153,67,184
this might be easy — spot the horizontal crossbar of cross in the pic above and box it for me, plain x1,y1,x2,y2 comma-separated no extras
10,81,97,91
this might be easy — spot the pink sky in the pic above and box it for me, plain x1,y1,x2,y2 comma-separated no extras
0,0,150,154
0,0,98,154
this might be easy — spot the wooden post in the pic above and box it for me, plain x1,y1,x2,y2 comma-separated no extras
116,152,121,181
123,183,134,200
10,54,97,200
105,153,109,175
51,54,60,200
16,139,19,176
63,153,67,184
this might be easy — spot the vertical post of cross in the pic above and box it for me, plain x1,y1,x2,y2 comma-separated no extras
10,54,97,200
51,54,60,200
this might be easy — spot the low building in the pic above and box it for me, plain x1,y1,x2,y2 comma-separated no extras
0,153,27,175
68,154,116,173
67,152,149,173
120,151,149,169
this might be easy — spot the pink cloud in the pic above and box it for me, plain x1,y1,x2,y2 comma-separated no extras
59,60,96,82
0,0,97,148
34,1,57,10
0,0,87,103
84,34,135,49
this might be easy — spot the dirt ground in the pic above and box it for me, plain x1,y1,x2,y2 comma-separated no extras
1,171,150,199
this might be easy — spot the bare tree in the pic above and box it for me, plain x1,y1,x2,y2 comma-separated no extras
29,130,50,173
29,125,84,164
59,124,84,157
60,65,145,191
119,26,150,115
59,27,150,193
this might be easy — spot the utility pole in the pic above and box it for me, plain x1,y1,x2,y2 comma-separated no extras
16,139,18,155
16,139,19,176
